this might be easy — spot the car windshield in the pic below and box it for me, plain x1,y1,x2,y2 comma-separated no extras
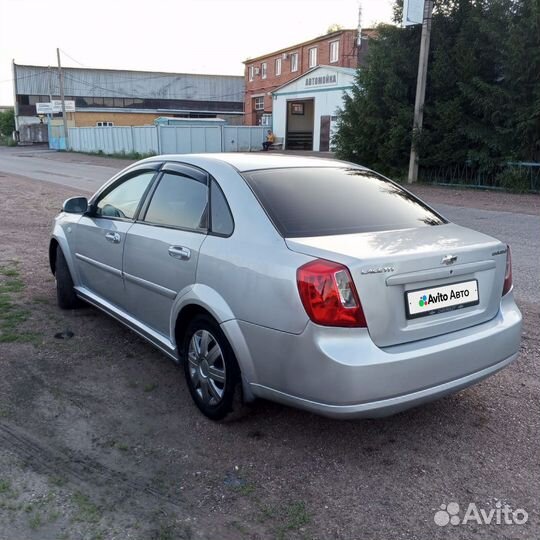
242,167,446,238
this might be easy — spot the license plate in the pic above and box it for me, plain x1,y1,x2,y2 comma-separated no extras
406,279,479,319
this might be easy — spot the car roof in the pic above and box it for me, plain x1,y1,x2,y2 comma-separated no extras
140,153,367,173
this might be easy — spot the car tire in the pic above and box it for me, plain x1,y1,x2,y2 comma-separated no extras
183,314,245,421
55,245,79,309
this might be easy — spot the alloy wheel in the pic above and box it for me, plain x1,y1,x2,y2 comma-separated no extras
187,329,226,406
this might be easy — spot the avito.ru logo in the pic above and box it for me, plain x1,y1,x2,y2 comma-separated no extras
418,289,471,308
434,501,528,527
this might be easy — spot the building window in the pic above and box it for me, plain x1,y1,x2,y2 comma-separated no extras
261,113,272,126
330,40,339,63
275,57,282,76
249,66,254,81
261,62,267,79
308,47,318,68
290,52,299,72
254,96,264,111
96,121,114,127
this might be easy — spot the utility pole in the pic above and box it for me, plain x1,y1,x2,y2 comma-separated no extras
407,0,434,183
12,60,20,136
56,48,69,150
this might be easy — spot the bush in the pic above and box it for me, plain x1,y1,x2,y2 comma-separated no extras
495,167,531,193
0,108,15,138
0,135,16,147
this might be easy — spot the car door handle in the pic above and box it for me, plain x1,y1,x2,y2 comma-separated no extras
105,232,121,244
168,246,191,261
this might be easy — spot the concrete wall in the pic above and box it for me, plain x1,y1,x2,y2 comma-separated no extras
19,123,48,143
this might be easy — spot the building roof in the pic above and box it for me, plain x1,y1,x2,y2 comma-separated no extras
13,64,244,102
243,28,376,64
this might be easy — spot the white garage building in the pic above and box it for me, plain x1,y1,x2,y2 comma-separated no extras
271,66,356,152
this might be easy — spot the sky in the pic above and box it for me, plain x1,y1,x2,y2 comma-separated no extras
0,0,394,105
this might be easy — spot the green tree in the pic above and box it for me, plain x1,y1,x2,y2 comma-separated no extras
326,23,344,34
334,0,540,176
501,0,540,161
0,108,15,138
333,22,419,176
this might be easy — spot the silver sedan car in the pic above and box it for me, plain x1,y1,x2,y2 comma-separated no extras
49,154,522,420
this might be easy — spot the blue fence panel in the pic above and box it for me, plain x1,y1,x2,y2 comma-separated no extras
67,125,267,155
48,124,67,150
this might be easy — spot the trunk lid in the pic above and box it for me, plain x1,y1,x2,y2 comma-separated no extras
287,223,507,347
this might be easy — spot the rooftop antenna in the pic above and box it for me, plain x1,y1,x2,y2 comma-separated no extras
357,1,363,47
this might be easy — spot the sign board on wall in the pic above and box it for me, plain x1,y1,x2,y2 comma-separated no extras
36,103,54,114
52,100,76,112
403,0,425,26
304,73,338,88
36,100,76,114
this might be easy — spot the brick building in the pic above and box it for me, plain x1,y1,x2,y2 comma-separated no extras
243,28,374,126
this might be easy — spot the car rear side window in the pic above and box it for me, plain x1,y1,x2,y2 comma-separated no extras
210,179,234,236
242,167,446,237
143,172,208,231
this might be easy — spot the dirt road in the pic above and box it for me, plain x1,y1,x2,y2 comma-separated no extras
0,152,538,540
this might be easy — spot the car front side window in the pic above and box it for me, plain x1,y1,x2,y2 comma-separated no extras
143,171,209,231
95,171,156,220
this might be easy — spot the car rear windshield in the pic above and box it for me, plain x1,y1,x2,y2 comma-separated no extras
242,167,446,238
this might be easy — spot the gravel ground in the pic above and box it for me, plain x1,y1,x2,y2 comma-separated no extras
0,166,538,540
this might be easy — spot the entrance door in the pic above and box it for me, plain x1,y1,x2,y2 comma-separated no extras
319,115,331,152
285,99,314,150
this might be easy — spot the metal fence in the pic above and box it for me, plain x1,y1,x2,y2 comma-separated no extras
48,124,67,150
419,162,540,192
66,125,268,155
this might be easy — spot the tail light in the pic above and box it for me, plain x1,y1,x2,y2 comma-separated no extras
297,259,367,327
502,245,513,296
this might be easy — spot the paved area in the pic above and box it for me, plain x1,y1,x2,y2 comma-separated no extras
0,147,538,540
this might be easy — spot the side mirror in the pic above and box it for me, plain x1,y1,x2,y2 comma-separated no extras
62,196,88,214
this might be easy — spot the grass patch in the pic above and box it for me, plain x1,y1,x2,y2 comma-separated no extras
28,512,42,529
48,509,60,522
282,501,310,531
258,500,311,539
72,492,100,524
0,479,11,494
236,482,256,496
0,136,17,147
156,525,175,540
32,295,51,305
49,475,67,488
0,263,38,344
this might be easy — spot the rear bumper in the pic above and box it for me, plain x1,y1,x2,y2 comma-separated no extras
251,352,517,418
224,292,521,418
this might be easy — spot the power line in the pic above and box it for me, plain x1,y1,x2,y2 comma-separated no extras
0,69,51,85
60,49,87,68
